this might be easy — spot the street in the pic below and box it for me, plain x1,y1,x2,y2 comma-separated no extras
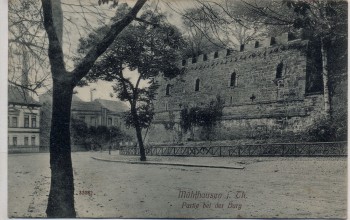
8,152,347,218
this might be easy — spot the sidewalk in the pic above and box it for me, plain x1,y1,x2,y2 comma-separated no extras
91,151,245,169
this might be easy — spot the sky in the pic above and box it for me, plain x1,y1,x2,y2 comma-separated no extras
7,0,218,102
71,0,195,102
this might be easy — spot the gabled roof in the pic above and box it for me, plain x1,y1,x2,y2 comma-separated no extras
38,89,128,113
39,89,82,104
8,85,41,106
94,98,129,113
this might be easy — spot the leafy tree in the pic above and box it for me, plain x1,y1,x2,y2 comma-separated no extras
77,7,186,161
180,96,225,140
71,118,132,150
10,0,148,217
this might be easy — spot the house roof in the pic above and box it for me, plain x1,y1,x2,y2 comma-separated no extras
71,100,101,112
38,89,128,113
39,89,82,103
8,85,41,106
94,98,129,113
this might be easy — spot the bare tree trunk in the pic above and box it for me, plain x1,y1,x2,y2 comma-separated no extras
135,124,146,161
46,79,76,217
41,0,147,216
131,107,146,161
321,38,331,117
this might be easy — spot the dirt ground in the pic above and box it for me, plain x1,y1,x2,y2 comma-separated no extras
8,151,347,219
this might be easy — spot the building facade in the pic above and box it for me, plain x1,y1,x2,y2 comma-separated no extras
148,33,327,144
8,85,41,153
39,92,133,150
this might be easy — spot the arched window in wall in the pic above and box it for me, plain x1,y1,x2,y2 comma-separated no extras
166,84,170,95
276,62,283,79
195,78,200,91
230,72,237,87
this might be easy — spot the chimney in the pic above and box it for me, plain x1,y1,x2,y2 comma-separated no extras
90,88,96,101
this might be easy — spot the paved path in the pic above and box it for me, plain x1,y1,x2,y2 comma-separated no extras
91,154,245,169
8,152,347,218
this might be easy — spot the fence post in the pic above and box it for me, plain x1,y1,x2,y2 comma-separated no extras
219,146,222,157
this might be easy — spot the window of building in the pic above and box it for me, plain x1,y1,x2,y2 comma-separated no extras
90,117,96,126
165,103,168,111
230,96,233,105
108,117,112,126
24,115,29,127
166,84,171,96
255,41,259,48
12,117,18,127
276,62,283,79
13,137,17,146
240,44,244,52
230,72,237,87
203,54,208,61
31,136,36,146
195,79,200,91
24,137,29,145
214,51,218,58
192,57,197,64
31,116,36,128
270,37,276,45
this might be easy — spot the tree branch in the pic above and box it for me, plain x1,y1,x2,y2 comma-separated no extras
71,0,147,86
41,0,66,79
134,17,159,27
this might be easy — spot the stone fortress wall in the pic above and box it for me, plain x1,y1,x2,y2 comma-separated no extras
147,32,326,144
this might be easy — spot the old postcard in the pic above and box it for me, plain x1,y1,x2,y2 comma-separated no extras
7,0,347,219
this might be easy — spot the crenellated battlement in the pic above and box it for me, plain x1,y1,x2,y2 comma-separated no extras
180,32,306,67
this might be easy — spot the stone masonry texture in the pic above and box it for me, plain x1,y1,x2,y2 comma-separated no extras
148,33,326,144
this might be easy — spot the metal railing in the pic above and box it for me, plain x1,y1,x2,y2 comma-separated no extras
120,142,347,157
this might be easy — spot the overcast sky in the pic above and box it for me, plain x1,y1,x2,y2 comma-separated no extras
39,0,195,102
71,0,198,102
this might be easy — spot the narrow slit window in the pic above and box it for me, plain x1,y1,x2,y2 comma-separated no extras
203,54,208,61
276,62,283,79
240,44,244,52
230,72,237,87
166,84,170,95
192,57,197,63
214,51,218,58
255,41,259,48
270,37,276,45
195,79,200,91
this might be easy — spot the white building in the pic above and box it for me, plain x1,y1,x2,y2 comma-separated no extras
8,85,41,153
